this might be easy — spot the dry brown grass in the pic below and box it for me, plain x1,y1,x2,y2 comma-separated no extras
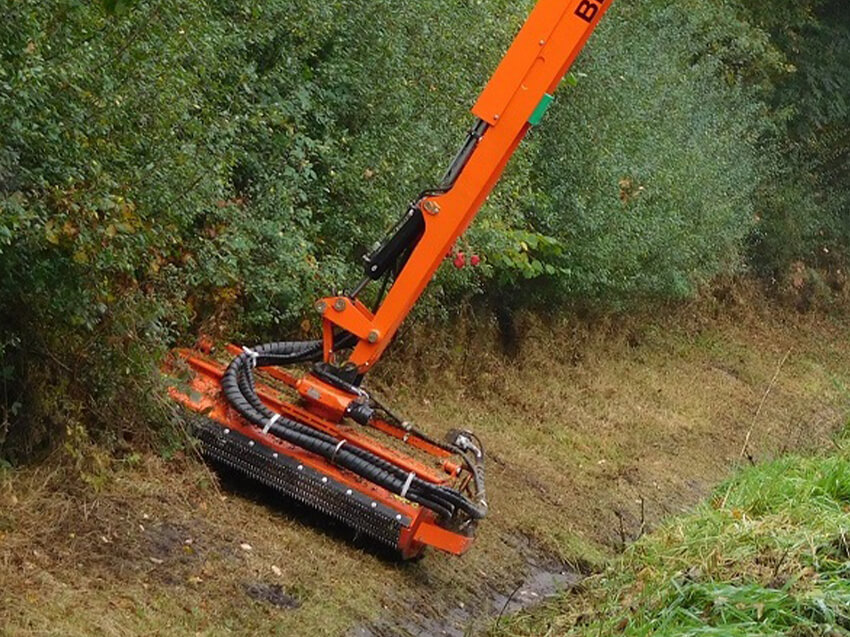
2,284,849,635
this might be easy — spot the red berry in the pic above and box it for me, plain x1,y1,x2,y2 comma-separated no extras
470,254,481,267
453,252,466,269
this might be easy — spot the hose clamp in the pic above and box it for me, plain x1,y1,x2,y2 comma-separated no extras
242,346,259,368
262,413,280,434
400,471,415,498
455,434,483,460
331,439,346,465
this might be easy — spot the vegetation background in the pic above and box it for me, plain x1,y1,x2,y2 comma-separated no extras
1,0,847,461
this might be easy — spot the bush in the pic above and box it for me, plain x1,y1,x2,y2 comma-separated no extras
0,0,846,460
745,1,850,283
512,1,774,308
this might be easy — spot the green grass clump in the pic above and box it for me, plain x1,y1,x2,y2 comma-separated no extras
495,450,850,636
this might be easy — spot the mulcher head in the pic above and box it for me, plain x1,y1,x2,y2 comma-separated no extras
193,418,409,549
168,343,486,559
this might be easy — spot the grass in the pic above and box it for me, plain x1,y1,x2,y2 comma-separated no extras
492,437,850,636
1,284,850,635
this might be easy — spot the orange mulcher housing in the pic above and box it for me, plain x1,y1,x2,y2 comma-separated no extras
168,0,612,558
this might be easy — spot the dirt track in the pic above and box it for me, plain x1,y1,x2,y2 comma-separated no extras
2,288,849,636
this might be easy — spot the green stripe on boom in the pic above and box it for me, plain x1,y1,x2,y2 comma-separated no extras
528,93,555,126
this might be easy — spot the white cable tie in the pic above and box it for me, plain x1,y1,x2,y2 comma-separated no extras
331,440,346,464
242,346,259,368
262,413,280,434
400,471,415,498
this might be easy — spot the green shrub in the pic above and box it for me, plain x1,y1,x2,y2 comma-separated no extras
0,0,846,460
515,1,774,308
741,0,850,282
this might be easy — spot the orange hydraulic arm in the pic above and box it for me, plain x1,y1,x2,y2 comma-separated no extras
317,0,612,373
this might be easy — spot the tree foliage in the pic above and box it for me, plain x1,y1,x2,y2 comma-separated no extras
0,0,847,460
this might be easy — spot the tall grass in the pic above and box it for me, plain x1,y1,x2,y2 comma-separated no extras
495,443,850,636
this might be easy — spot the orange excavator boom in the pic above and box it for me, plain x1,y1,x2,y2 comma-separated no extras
319,0,612,371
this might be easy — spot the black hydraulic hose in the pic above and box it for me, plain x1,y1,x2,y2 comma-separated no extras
367,394,487,517
220,343,486,520
233,370,460,518
227,363,447,515
222,349,469,519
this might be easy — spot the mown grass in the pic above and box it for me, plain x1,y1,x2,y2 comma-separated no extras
2,292,849,636
493,429,850,636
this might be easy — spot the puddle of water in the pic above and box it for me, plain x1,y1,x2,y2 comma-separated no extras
349,564,581,637
491,567,580,616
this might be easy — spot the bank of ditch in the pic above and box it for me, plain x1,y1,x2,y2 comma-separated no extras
491,435,850,636
1,285,849,636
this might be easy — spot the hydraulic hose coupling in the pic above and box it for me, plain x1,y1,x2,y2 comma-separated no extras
345,401,375,426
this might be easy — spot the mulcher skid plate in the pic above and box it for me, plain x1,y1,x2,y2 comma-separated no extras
168,348,475,559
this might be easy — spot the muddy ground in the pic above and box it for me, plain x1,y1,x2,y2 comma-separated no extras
2,287,849,635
